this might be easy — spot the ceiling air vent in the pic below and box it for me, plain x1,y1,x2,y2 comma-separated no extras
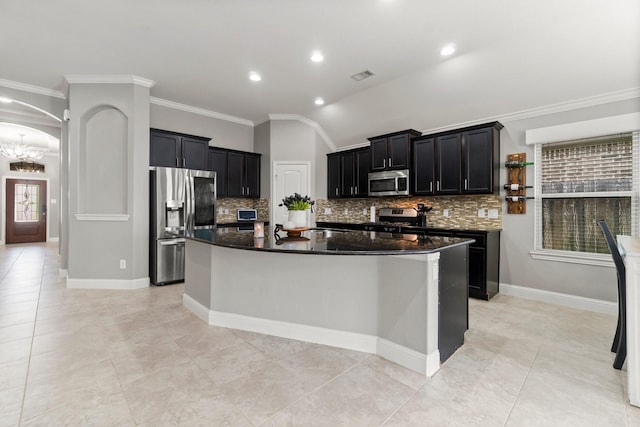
350,70,375,81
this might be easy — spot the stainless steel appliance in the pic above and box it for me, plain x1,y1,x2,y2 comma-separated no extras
365,206,431,233
368,169,410,197
150,167,216,285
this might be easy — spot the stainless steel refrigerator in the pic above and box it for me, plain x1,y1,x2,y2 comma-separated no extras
150,167,216,285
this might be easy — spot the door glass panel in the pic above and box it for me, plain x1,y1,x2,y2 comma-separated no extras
14,183,39,223
193,177,215,227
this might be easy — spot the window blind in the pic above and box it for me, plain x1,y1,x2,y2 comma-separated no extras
540,133,633,254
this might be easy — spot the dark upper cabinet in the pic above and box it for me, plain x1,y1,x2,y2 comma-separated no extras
207,148,227,198
328,154,341,198
462,126,501,194
327,147,371,199
226,151,261,198
422,121,502,196
412,137,435,195
435,133,462,195
150,129,209,170
368,130,421,171
207,147,260,199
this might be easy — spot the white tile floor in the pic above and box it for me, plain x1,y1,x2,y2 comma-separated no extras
1,242,639,426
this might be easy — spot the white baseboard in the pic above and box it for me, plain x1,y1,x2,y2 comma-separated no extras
59,269,68,279
500,282,617,315
182,294,438,376
47,237,59,242
66,277,149,290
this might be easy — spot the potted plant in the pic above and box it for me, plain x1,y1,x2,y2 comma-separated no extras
280,193,314,228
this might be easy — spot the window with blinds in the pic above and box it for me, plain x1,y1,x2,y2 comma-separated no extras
538,132,634,254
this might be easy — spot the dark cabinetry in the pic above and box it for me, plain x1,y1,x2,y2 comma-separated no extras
369,130,421,171
207,148,260,199
412,122,502,196
327,147,371,198
150,129,209,170
427,228,500,300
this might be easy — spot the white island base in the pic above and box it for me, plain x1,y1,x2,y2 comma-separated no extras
183,239,468,377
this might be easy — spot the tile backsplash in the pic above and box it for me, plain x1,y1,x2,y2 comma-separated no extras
315,195,502,230
216,198,269,223
216,195,502,230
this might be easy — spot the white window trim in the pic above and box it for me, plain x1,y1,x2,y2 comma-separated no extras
527,113,640,265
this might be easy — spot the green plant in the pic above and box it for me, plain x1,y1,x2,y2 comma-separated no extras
280,193,315,211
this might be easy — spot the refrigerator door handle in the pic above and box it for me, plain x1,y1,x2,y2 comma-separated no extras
159,238,186,246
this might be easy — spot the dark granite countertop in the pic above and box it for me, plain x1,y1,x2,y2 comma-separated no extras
315,221,502,233
182,226,472,255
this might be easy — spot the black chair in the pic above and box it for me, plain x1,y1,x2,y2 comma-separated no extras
597,220,626,369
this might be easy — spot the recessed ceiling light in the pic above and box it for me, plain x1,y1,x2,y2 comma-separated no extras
314,97,325,106
249,71,261,82
440,44,456,56
0,97,13,104
310,51,324,62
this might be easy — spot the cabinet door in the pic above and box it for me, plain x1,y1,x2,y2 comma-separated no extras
388,134,410,169
370,137,388,171
467,247,487,298
208,149,227,198
341,152,355,197
244,154,261,198
227,152,245,197
327,154,341,199
354,148,371,197
435,134,461,194
412,138,435,195
463,127,494,194
181,137,208,170
150,131,181,167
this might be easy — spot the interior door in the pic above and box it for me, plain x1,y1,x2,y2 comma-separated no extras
6,179,47,243
273,163,309,226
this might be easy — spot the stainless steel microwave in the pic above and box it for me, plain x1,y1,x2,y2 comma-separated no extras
368,169,410,197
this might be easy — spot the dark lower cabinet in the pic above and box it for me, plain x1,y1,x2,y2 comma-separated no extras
438,244,469,362
440,229,500,300
150,129,209,170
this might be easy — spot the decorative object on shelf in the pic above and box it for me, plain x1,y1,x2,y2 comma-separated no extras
504,153,534,214
0,134,47,161
280,193,314,228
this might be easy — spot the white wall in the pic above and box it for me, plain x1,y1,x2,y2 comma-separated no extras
150,104,253,152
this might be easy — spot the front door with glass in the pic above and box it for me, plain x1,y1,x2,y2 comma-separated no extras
5,179,47,243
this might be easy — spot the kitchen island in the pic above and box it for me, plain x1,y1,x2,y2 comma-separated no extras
182,226,472,377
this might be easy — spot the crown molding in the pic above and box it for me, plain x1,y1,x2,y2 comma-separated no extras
268,114,336,151
421,87,640,135
64,75,156,88
0,78,66,99
150,97,253,127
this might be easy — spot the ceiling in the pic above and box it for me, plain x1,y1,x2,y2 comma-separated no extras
1,0,639,149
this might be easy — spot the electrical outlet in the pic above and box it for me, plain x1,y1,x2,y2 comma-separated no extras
477,208,486,218
344,208,349,215
224,209,229,214
488,209,499,219
362,209,367,215
443,209,449,218
119,259,126,269
324,208,332,215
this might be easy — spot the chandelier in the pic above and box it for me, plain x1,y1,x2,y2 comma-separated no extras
0,134,47,161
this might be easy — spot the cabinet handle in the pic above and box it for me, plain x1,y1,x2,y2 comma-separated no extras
176,158,180,167
183,158,186,168
245,187,249,196
335,188,339,196
437,181,440,191
464,179,468,190
389,157,392,167
242,187,245,195
355,186,358,194
383,158,386,168
430,182,433,192
350,186,353,195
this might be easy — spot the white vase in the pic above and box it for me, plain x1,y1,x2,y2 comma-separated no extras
287,210,307,228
